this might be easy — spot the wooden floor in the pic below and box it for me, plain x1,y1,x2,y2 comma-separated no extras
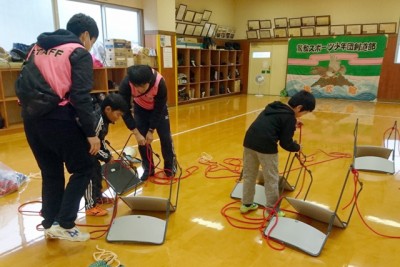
1,94,400,266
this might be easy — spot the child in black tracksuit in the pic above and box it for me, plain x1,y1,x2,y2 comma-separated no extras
240,90,316,217
84,93,128,216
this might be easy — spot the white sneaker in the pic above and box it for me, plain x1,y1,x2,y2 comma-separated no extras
45,222,90,242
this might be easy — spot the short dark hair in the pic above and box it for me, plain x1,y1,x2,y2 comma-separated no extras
127,65,154,86
101,93,128,113
288,90,316,112
66,13,99,39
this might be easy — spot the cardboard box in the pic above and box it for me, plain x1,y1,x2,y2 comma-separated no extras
134,54,158,68
105,48,127,57
105,55,127,67
104,39,127,49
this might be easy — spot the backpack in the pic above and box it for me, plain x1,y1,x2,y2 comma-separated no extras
15,50,62,118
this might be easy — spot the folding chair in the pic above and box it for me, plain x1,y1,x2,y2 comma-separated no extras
264,164,363,256
104,136,182,245
353,119,396,174
230,153,312,206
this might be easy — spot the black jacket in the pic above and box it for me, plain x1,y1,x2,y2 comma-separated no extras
119,70,168,130
243,101,300,154
93,104,112,163
18,29,96,137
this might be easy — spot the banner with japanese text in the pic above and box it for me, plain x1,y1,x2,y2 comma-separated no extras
286,35,387,100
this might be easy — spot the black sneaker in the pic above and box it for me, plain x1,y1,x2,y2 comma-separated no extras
141,170,154,181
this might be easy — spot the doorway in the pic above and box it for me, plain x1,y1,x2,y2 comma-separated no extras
247,42,288,96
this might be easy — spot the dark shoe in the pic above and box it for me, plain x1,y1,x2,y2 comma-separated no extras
141,170,154,181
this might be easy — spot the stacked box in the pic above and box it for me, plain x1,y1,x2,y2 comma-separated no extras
104,39,128,67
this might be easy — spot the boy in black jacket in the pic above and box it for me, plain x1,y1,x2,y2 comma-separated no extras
240,90,315,217
84,93,128,216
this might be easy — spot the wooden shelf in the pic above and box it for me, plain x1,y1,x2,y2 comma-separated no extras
0,67,128,135
177,48,243,102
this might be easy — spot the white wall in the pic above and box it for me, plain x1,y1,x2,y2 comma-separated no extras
233,0,400,39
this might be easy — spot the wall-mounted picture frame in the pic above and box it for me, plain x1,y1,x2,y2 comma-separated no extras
247,30,259,39
248,20,260,30
301,27,315,37
274,28,287,38
259,30,271,39
330,25,345,35
379,22,397,33
207,23,217,37
288,27,301,37
193,12,203,24
193,25,204,36
274,17,288,28
301,16,316,26
175,4,187,21
184,24,195,35
316,15,331,26
260,20,272,29
315,25,330,36
183,10,195,23
362,24,378,34
176,23,187,35
289,18,302,28
345,24,362,35
202,10,212,21
201,23,211,37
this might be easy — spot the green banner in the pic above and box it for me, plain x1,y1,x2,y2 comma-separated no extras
286,35,387,100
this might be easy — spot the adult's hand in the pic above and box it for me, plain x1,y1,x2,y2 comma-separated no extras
87,136,101,155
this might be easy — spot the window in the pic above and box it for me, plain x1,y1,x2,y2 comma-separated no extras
58,0,142,46
0,0,143,52
57,0,104,42
0,0,54,51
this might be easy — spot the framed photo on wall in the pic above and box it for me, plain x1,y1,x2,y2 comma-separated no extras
184,24,195,35
207,23,217,37
288,27,301,37
379,22,397,33
316,15,331,26
183,10,195,23
201,23,211,37
362,24,378,34
202,10,212,21
301,16,315,26
176,4,187,21
247,30,259,39
315,26,330,36
259,30,271,38
260,20,272,29
289,18,302,28
248,20,260,30
301,27,315,37
193,12,203,24
345,24,362,35
330,25,345,35
274,28,287,38
176,23,186,34
274,17,288,28
193,25,204,36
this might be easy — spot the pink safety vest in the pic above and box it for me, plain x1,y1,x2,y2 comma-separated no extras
30,43,85,106
129,70,162,110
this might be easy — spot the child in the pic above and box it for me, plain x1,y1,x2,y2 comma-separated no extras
84,93,128,216
240,90,316,217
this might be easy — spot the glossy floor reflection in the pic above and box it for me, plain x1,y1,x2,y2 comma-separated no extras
1,95,400,266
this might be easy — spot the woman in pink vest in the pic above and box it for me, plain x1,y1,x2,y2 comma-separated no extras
17,14,100,242
119,65,176,181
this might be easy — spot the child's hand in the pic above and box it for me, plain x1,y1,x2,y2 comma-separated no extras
296,120,303,128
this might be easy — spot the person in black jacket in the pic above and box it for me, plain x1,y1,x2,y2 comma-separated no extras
84,93,128,216
17,13,100,242
240,90,315,217
119,65,176,181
